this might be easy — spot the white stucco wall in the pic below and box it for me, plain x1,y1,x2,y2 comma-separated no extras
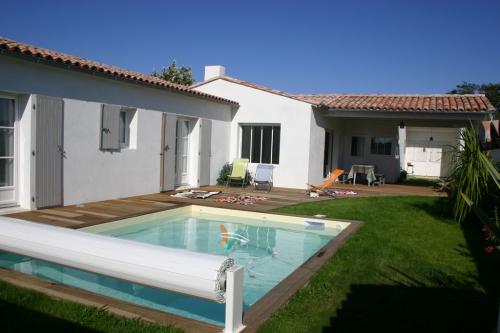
17,94,34,209
62,99,164,205
194,79,314,189
187,117,201,187
210,119,231,184
307,110,327,186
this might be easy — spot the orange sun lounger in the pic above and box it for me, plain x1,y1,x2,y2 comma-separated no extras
307,169,344,191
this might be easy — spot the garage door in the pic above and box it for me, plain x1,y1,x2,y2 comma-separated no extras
405,128,457,177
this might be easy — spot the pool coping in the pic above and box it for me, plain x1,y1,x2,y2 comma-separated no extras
0,204,362,333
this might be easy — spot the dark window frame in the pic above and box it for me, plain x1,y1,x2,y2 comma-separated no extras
240,124,280,164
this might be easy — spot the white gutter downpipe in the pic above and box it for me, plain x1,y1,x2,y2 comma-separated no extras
0,217,245,333
397,122,407,172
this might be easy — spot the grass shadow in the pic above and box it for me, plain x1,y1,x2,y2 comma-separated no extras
0,299,102,333
407,197,454,221
325,266,497,333
401,177,442,187
323,283,496,333
461,221,500,300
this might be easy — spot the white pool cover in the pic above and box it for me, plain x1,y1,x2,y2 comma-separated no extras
0,217,234,303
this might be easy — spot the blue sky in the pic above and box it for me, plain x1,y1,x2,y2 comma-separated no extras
1,0,499,94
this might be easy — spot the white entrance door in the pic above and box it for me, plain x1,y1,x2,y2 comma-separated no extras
175,119,190,186
0,96,16,206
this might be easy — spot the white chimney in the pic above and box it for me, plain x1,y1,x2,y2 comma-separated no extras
204,65,226,81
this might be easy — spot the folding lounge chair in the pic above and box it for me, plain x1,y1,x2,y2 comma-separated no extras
226,158,249,188
307,169,345,192
253,164,273,192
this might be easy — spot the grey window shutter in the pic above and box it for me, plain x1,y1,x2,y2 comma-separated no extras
100,104,121,150
35,95,64,208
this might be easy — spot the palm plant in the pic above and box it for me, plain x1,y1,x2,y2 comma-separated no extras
450,125,500,332
450,126,492,220
450,125,500,237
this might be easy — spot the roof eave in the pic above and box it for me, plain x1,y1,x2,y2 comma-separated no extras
324,108,494,120
193,76,316,106
0,48,239,107
190,76,223,89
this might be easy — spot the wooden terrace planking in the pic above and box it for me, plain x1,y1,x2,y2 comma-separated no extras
7,184,442,228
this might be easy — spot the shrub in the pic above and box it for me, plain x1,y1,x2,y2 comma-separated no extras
398,170,408,183
216,163,252,185
216,163,232,185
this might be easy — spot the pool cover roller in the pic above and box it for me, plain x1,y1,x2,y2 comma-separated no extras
0,217,234,303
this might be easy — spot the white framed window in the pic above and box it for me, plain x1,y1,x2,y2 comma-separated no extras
119,109,130,148
370,137,392,155
0,94,18,206
101,105,136,151
240,124,280,164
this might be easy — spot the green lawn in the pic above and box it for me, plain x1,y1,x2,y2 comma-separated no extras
260,196,500,333
0,279,179,333
0,196,498,333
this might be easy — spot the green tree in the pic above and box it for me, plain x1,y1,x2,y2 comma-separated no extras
481,83,500,113
448,81,481,94
449,82,500,117
151,60,194,86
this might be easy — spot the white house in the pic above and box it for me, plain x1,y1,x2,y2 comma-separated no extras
193,66,495,186
0,37,495,212
0,37,237,211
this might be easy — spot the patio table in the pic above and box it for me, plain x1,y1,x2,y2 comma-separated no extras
348,164,376,185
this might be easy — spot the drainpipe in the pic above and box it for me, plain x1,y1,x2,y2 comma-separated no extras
397,122,406,171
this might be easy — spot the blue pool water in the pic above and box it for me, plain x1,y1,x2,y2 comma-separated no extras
0,210,339,326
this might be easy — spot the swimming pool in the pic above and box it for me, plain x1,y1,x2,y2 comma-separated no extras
0,205,350,326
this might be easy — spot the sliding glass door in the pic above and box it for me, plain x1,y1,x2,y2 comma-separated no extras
0,97,16,206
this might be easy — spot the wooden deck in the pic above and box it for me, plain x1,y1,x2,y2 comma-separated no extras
8,184,443,229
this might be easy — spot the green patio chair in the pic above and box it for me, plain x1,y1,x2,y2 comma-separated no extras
226,158,249,188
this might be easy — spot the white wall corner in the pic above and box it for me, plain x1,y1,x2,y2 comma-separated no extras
17,94,36,210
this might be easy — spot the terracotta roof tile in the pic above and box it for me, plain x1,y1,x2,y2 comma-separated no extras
192,72,495,114
0,37,238,106
294,94,494,113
